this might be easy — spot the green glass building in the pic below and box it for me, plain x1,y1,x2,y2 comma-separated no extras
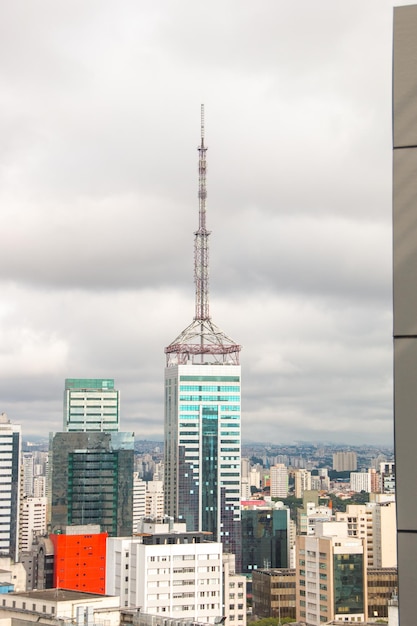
50,431,134,536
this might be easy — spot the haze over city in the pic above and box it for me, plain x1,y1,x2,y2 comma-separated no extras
1,1,408,445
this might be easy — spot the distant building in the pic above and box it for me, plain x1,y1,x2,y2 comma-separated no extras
350,471,371,493
252,568,296,621
0,413,21,561
145,480,164,518
19,496,47,553
332,451,357,472
294,469,311,499
64,378,120,432
133,473,146,532
269,464,288,498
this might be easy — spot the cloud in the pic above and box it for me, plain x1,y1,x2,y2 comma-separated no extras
0,0,400,445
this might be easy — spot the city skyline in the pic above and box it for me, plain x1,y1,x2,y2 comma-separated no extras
0,1,407,445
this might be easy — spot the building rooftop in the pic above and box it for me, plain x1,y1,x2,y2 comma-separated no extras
8,589,112,602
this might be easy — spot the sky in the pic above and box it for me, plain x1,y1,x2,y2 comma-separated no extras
0,0,411,445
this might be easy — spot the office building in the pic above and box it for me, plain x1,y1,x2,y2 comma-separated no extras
367,567,398,622
332,451,357,472
393,6,417,621
64,378,120,432
106,525,222,621
164,107,242,562
49,431,134,536
252,568,296,621
295,521,367,625
240,504,290,574
0,413,21,561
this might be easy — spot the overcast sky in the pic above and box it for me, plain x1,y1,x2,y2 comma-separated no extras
1,0,410,445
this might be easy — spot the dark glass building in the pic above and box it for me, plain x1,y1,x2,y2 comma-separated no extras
241,506,290,575
50,431,134,536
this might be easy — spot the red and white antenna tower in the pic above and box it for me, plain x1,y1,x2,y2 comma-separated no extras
165,105,241,366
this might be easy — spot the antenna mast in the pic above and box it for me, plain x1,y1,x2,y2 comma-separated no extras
195,104,210,321
164,105,241,366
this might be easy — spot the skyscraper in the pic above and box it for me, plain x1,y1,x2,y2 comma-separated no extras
63,378,120,432
0,413,21,561
164,106,242,562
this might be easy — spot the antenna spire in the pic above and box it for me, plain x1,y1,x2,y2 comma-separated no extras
195,103,210,321
164,106,241,367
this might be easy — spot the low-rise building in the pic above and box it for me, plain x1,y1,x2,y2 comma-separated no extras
252,568,296,621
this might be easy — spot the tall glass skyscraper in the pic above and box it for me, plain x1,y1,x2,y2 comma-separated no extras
164,108,242,564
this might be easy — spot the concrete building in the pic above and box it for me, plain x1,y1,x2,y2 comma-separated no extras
50,524,107,594
296,521,367,625
393,7,417,621
269,464,288,499
106,526,222,622
223,553,246,626
294,469,311,499
132,473,146,532
350,471,371,493
373,501,397,568
335,504,375,567
49,431,134,537
252,568,296,621
332,451,357,472
64,378,120,432
164,112,241,562
145,480,164,518
0,413,21,561
19,496,47,553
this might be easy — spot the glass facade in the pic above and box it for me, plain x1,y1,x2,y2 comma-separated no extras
241,508,289,574
333,553,364,615
164,364,241,565
50,431,134,536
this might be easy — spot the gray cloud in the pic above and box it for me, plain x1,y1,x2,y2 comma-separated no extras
0,0,405,444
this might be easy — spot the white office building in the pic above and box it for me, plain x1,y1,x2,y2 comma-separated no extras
63,378,120,432
19,496,47,553
270,464,288,498
106,528,222,622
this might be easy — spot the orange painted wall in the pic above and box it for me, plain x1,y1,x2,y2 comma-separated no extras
50,532,107,594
